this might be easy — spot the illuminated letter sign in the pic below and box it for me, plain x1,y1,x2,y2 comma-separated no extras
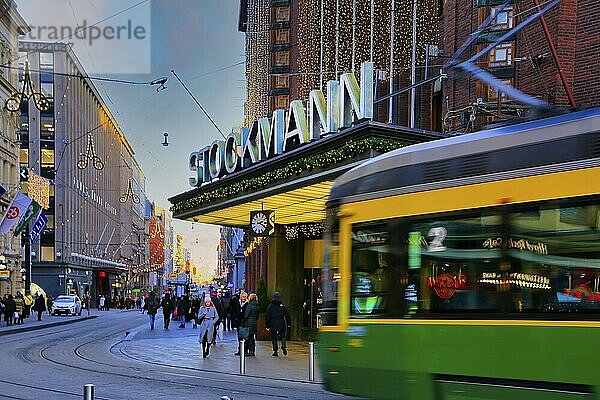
188,61,374,187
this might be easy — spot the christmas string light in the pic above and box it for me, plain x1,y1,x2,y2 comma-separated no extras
171,137,405,213
119,178,141,204
77,134,105,170
285,222,325,241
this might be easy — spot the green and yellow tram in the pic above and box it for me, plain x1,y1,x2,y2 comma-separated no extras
317,108,600,400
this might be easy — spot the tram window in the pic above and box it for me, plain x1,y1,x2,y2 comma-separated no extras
510,202,600,315
350,223,393,317
407,213,508,316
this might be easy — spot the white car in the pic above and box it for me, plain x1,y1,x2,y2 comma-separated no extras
51,295,82,316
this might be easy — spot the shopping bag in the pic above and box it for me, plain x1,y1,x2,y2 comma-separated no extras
239,326,249,340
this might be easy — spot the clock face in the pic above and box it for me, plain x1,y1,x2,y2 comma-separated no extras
251,212,268,234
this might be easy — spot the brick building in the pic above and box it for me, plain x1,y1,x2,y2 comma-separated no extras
442,0,600,133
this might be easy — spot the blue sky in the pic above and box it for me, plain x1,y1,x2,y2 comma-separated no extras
16,0,246,273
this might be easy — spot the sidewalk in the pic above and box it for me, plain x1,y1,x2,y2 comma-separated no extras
0,310,98,335
122,317,322,383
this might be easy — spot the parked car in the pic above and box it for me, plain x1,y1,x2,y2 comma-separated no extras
51,295,82,316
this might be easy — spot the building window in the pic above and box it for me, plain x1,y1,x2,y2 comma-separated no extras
41,246,55,262
41,149,55,167
20,149,28,165
274,6,290,22
487,78,513,102
491,5,514,30
489,42,514,67
275,95,289,109
274,29,290,44
272,75,289,89
274,51,290,67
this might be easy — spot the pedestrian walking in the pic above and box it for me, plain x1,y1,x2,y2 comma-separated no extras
34,294,46,321
241,293,259,357
190,295,201,328
147,291,160,330
46,296,54,316
211,291,224,343
99,295,105,311
4,294,16,326
177,295,189,329
15,292,24,324
233,291,248,356
266,292,290,356
161,293,175,329
197,296,218,358
222,292,232,331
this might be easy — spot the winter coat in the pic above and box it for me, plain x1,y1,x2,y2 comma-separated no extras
266,294,290,333
4,298,16,314
230,296,241,327
34,295,46,312
147,296,160,315
241,300,259,329
177,298,189,318
161,298,175,315
14,297,24,315
197,305,218,344
211,296,224,320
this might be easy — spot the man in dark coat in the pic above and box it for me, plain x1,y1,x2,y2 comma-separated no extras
265,291,290,356
230,293,241,329
210,291,224,344
146,292,160,330
4,294,16,326
233,291,247,356
34,294,47,321
241,293,259,356
161,293,175,330
177,295,189,328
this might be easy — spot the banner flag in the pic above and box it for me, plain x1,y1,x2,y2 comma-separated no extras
0,193,33,234
29,211,48,245
13,201,41,236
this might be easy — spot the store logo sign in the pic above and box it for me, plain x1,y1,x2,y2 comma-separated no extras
189,62,374,187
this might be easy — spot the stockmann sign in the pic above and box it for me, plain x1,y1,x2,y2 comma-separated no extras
189,61,374,187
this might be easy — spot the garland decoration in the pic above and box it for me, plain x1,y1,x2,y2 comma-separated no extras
285,222,325,241
172,137,404,213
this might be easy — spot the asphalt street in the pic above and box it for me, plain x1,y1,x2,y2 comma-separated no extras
0,310,357,400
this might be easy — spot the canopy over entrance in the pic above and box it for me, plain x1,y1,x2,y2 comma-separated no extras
169,121,446,227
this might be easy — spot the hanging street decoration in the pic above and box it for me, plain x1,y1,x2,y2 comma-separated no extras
119,178,141,204
5,61,51,112
77,134,105,170
285,222,325,241
27,169,51,209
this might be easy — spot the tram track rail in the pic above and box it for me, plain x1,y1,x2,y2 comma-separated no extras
28,315,325,399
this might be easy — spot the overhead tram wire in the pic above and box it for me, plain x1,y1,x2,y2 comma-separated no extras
171,69,227,140
0,63,167,88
